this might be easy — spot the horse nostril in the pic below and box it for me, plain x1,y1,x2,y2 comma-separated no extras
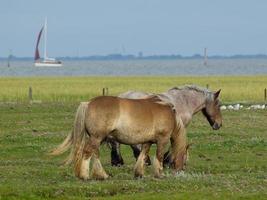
212,123,220,130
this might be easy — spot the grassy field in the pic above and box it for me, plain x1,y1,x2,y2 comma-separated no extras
0,103,266,199
0,76,266,199
0,76,267,103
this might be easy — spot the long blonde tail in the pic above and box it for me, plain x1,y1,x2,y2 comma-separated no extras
49,131,73,156
170,116,187,171
50,102,89,165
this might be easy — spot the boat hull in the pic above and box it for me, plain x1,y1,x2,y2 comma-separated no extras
34,62,63,67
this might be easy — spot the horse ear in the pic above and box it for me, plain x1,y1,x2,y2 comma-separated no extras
214,89,221,99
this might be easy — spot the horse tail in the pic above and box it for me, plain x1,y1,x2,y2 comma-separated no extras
170,116,187,171
49,130,73,156
50,102,89,166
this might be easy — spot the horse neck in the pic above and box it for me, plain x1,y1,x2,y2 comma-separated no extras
185,90,207,115
169,89,207,115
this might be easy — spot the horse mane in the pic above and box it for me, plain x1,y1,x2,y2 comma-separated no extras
145,94,175,111
168,85,213,100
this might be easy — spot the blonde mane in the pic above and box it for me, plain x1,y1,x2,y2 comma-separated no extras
145,94,175,111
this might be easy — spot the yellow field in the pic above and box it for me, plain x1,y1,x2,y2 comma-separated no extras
0,76,267,103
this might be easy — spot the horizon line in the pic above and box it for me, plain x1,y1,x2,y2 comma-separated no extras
2,53,267,60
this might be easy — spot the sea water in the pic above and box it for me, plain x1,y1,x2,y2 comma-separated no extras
1,59,267,77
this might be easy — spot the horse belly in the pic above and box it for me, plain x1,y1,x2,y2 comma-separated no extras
111,129,155,145
113,116,155,145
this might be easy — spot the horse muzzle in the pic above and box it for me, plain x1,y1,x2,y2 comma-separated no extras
212,122,221,130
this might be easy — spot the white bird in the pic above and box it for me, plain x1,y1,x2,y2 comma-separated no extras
220,105,227,110
250,105,261,109
233,104,240,110
227,105,234,110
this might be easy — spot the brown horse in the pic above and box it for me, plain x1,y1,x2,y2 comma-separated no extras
110,85,223,167
51,96,188,180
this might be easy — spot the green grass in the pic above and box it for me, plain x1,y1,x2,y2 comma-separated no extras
0,103,266,199
0,76,266,199
0,76,267,103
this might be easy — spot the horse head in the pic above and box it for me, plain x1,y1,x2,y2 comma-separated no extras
202,89,222,130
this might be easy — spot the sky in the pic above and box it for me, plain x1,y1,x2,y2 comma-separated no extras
1,0,267,57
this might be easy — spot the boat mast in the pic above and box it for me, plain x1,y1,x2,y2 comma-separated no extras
44,17,47,60
204,47,208,66
7,49,12,67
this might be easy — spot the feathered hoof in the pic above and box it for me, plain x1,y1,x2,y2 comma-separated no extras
92,173,109,180
134,173,143,179
77,173,90,181
91,169,109,180
153,173,165,179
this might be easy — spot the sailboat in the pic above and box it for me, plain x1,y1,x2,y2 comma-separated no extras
34,18,62,67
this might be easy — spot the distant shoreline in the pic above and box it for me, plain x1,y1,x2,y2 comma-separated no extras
2,54,267,61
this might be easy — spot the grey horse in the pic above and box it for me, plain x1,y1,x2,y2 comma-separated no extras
110,85,222,167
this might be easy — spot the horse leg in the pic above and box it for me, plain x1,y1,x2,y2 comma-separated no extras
110,140,124,166
76,138,94,180
163,148,171,167
163,127,187,167
77,155,92,180
91,157,109,180
131,144,152,166
90,138,109,180
153,138,168,178
134,143,151,178
170,124,187,172
131,144,141,159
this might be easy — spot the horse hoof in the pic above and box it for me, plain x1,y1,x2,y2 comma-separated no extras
111,160,124,167
134,173,143,179
78,175,89,181
154,173,165,179
93,174,109,181
91,169,109,180
101,174,109,180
